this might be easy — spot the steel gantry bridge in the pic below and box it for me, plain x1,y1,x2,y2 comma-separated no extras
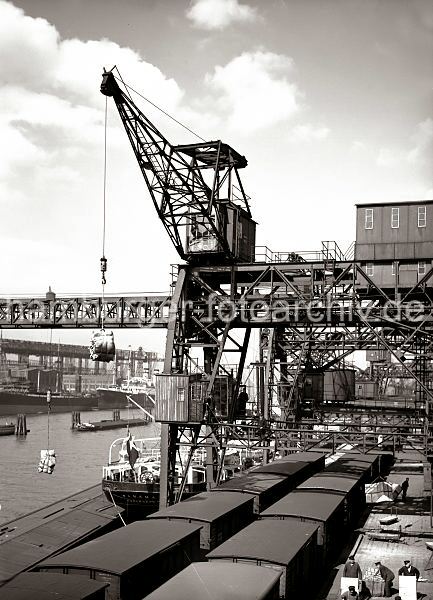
2,255,432,503
2,68,432,507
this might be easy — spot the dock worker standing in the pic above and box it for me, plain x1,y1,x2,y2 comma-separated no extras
343,555,363,579
401,477,409,501
398,559,420,579
375,561,394,597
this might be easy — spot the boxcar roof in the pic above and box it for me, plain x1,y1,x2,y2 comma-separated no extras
147,491,253,523
145,562,281,600
251,452,325,475
35,521,201,575
1,572,108,600
325,456,375,476
298,473,361,493
340,453,377,464
261,489,345,521
0,487,122,585
275,451,326,463
206,520,318,565
250,460,308,477
213,472,288,494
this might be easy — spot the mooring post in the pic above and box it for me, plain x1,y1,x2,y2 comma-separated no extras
16,414,27,436
71,411,81,429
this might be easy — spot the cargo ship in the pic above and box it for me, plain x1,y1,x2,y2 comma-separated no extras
97,377,155,411
0,385,98,416
102,435,207,517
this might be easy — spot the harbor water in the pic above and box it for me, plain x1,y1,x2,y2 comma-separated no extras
0,408,160,525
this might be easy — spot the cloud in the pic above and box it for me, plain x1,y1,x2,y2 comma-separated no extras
187,0,258,30
407,117,433,165
204,51,300,132
376,118,433,168
0,0,185,185
0,0,185,294
0,1,59,90
288,124,330,142
376,147,404,167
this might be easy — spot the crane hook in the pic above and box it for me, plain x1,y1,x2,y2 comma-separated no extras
100,256,107,285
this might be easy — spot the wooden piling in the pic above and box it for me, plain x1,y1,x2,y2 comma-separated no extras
71,411,81,429
16,414,27,436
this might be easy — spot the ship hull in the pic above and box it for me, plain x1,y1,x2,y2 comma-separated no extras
0,424,16,435
97,388,155,411
102,479,206,518
0,391,98,416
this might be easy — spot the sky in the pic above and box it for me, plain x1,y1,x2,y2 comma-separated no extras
0,0,432,355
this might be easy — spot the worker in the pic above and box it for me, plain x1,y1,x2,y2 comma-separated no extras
374,561,394,597
358,581,372,600
401,477,409,501
343,555,363,579
341,585,359,599
398,559,420,579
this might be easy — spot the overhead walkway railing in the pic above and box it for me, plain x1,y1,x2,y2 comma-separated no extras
0,295,172,328
255,240,355,263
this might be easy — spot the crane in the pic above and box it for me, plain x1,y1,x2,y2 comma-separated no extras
100,68,256,265
99,69,433,508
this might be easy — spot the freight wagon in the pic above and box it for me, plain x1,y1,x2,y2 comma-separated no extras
0,572,108,600
147,491,255,554
206,519,319,600
211,471,297,513
249,451,326,479
144,562,282,600
32,521,201,600
260,490,346,565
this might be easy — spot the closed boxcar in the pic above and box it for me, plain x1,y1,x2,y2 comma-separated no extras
33,521,201,600
144,562,281,600
343,452,392,480
0,572,107,600
147,491,254,552
251,452,326,478
260,490,346,564
326,453,379,483
206,520,319,599
211,471,296,513
297,472,365,525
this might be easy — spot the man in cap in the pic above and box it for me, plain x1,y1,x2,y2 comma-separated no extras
398,559,420,579
341,585,359,599
375,561,394,597
343,555,363,579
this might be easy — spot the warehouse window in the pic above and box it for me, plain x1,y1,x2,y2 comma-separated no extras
418,261,426,275
177,388,185,402
418,206,426,227
391,207,399,228
366,263,374,276
365,208,373,229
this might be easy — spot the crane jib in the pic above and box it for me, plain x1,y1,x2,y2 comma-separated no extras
100,69,256,265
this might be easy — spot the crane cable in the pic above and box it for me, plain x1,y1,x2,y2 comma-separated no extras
113,70,206,143
101,96,108,329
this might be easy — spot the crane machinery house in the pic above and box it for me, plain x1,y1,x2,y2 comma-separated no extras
355,200,433,290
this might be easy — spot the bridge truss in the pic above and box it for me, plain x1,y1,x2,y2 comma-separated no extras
2,257,432,505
